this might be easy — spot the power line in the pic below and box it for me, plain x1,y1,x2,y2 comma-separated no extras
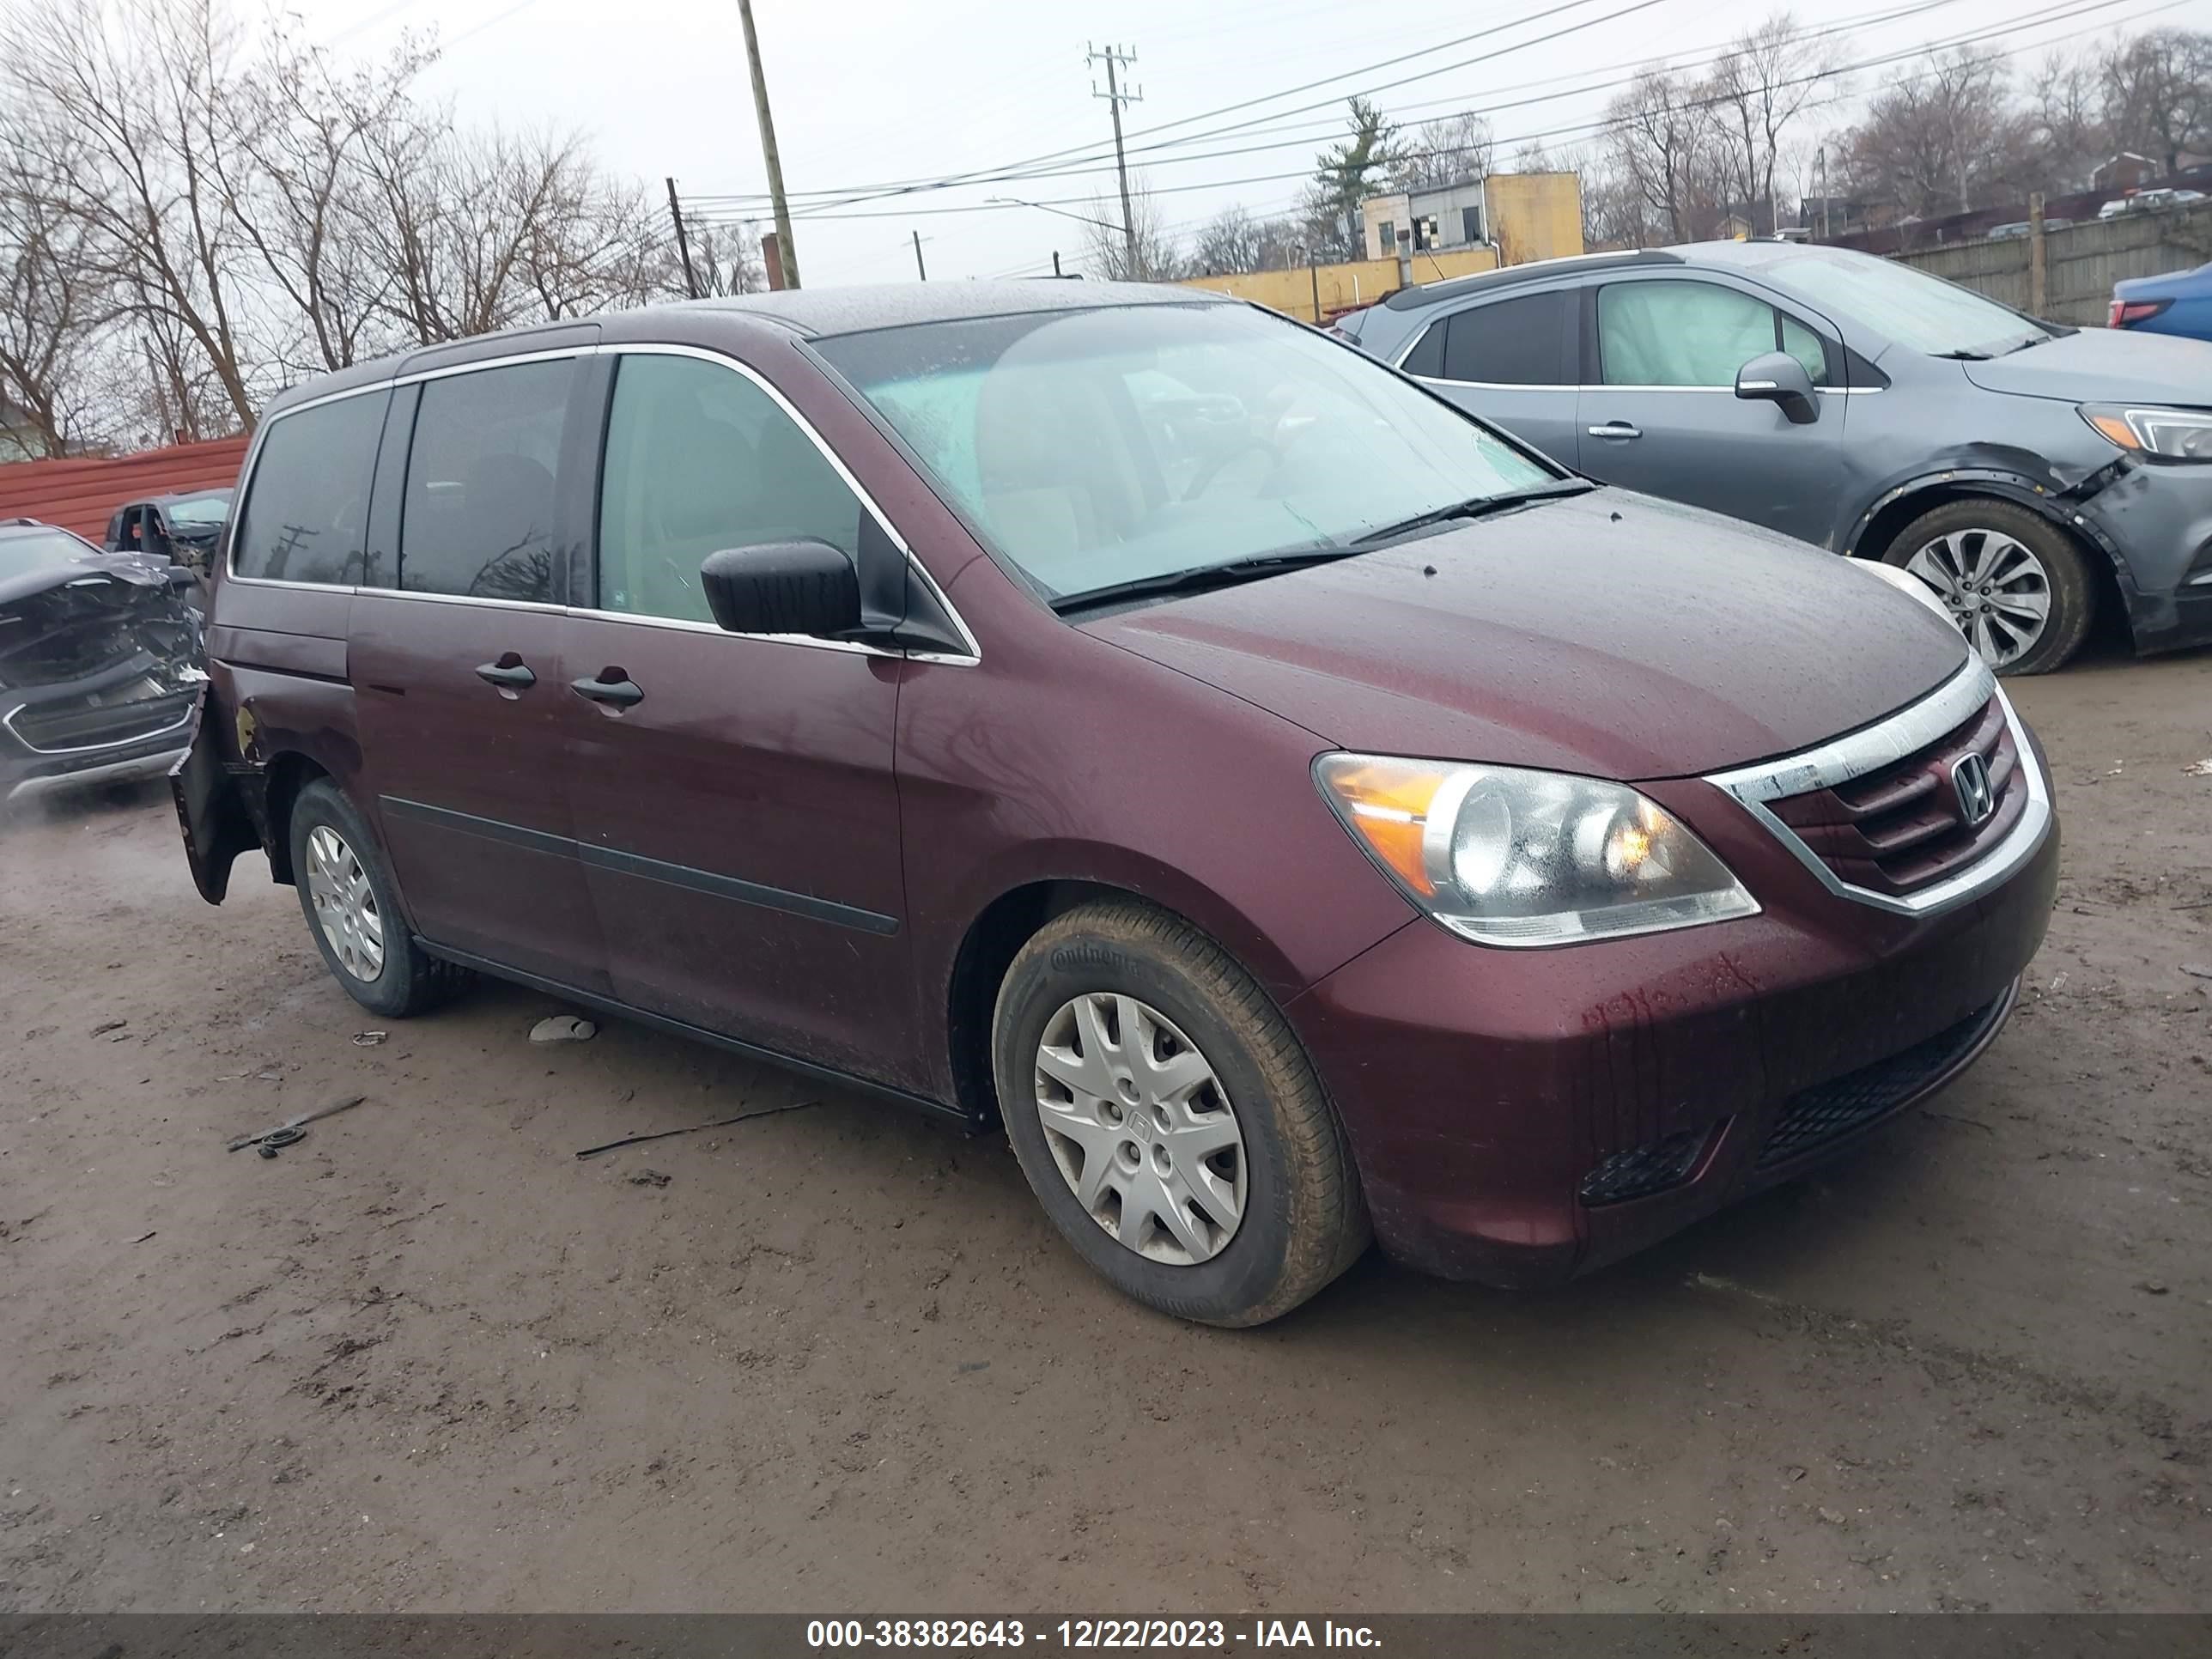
687,0,1960,215
696,0,1659,218
684,0,2162,228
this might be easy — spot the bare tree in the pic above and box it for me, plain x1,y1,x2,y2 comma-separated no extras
0,118,106,453
2102,28,2212,173
2033,52,2111,190
1393,112,1493,191
1188,204,1302,275
1838,47,2035,223
3,0,265,429
1709,12,1846,233
684,218,766,297
1605,69,1721,243
1080,177,1182,281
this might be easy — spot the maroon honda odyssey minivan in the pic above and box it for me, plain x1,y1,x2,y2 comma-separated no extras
175,283,2056,1325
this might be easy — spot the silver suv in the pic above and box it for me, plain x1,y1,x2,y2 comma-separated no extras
1338,241,2212,674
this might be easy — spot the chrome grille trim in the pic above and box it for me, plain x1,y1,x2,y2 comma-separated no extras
1705,659,2052,919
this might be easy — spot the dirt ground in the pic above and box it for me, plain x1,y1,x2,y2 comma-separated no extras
2,648,2209,1616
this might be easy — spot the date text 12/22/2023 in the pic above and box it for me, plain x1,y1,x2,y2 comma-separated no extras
805,1620,1382,1649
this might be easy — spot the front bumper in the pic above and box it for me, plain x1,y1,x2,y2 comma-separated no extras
1289,699,2059,1289
2076,458,2212,653
2,658,202,804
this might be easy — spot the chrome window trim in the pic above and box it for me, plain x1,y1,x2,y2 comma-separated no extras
222,340,983,667
568,605,897,659
1704,658,2052,919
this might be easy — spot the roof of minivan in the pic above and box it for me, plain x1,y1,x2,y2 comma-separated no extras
681,278,1210,335
258,280,1225,419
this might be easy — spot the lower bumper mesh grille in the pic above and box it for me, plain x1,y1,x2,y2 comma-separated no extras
1758,991,2010,1170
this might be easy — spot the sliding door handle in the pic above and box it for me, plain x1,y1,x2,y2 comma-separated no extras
1586,421,1642,441
571,672,644,708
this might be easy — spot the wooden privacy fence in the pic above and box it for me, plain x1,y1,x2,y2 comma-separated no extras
1893,202,2212,326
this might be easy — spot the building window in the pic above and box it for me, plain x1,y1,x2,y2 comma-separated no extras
1462,205,1484,245
1378,222,1396,253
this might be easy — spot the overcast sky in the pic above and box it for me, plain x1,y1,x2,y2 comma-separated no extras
296,0,2195,286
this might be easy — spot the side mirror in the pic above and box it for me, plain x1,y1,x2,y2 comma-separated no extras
166,562,200,588
699,538,863,638
1735,351,1820,425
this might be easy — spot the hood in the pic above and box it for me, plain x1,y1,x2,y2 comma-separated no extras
0,557,200,692
1079,490,1969,781
1962,326,2212,405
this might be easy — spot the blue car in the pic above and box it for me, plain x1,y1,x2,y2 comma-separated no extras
2111,261,2212,342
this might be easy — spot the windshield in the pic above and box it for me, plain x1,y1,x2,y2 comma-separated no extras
815,302,1557,603
165,494,230,527
0,528,92,582
1770,248,2050,358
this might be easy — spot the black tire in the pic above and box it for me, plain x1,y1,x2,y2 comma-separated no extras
1878,498,2095,677
287,779,472,1018
992,898,1369,1327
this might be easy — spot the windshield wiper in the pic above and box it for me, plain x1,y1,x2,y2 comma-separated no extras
1049,548,1363,616
1352,480,1595,547
1930,349,1991,361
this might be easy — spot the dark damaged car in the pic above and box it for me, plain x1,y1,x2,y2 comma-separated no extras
0,520,204,804
1340,242,2212,675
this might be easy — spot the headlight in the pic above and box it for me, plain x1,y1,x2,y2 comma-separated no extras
2081,404,2212,461
1314,754,1759,947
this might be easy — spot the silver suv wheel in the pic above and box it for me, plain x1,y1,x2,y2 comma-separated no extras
1904,527,2051,669
1032,992,1247,1265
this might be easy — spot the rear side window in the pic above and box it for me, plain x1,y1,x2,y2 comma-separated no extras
231,392,387,584
1598,280,1831,387
1440,292,1568,385
1399,321,1445,377
595,352,865,624
398,360,574,603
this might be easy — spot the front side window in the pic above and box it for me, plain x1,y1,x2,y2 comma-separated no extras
596,352,865,623
1441,292,1567,385
398,360,573,604
816,302,1555,605
232,392,387,584
1598,281,1830,387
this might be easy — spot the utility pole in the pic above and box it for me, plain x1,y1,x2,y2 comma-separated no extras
665,178,701,298
912,229,928,281
735,0,799,289
1817,146,1830,241
1087,42,1141,278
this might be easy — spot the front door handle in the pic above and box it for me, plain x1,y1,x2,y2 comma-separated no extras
474,656,537,691
571,670,644,708
1587,421,1642,441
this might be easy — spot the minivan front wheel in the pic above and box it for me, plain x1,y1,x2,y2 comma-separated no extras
1880,499,2094,675
287,779,472,1018
993,898,1369,1326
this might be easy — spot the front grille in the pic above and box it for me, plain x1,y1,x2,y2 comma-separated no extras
1765,695,2023,896
1579,1127,1711,1206
7,689,196,753
1757,992,2008,1169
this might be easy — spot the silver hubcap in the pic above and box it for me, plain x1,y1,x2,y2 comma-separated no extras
1032,993,1246,1266
1903,530,2051,668
306,824,384,981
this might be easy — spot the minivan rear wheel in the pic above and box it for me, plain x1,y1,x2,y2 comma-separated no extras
287,779,472,1018
1880,499,2094,675
992,898,1369,1326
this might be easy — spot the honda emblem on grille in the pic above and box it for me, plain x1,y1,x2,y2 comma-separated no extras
1952,752,1996,827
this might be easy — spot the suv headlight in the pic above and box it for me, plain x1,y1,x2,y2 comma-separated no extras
2081,404,2212,461
1315,754,1759,947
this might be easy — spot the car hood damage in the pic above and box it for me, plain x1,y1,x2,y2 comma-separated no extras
1079,489,1971,780
0,556,202,695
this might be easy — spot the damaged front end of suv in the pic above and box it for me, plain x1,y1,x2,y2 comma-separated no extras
0,521,205,805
